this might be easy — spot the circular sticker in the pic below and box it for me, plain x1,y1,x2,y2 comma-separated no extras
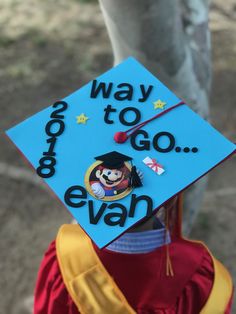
85,161,132,201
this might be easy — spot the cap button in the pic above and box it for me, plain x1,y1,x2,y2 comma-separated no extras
114,132,128,144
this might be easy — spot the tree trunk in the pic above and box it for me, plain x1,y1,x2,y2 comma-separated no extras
99,0,212,234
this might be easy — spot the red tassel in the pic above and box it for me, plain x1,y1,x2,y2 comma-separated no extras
114,101,185,144
165,206,174,277
114,131,128,143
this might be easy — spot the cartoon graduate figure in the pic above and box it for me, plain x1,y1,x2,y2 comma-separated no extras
85,151,143,201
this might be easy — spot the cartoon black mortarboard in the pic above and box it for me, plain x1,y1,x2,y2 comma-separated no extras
95,151,132,169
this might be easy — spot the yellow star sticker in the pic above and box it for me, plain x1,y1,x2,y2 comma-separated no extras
76,113,89,124
153,99,166,110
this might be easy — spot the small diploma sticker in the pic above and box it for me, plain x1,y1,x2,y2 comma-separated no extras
143,156,165,175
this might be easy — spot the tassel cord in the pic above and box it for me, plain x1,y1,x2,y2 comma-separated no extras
165,206,174,277
124,101,185,139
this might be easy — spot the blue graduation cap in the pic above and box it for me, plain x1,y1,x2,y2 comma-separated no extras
6,57,236,248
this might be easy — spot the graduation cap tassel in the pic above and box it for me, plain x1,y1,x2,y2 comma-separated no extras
114,101,185,144
175,194,183,238
166,247,174,277
165,207,174,277
130,165,143,188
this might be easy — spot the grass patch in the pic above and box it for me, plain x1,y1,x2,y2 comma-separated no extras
0,36,15,47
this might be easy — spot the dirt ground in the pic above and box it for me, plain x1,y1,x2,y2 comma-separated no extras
0,0,235,313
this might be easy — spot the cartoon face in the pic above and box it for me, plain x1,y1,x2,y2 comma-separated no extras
85,161,132,202
95,168,124,187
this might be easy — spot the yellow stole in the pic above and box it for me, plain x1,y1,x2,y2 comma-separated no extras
56,224,233,314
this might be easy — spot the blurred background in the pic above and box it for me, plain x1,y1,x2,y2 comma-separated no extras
0,0,235,313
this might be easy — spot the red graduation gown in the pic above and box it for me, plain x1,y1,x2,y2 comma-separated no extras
34,238,233,314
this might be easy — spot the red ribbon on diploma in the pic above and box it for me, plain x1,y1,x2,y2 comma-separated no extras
146,158,163,172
